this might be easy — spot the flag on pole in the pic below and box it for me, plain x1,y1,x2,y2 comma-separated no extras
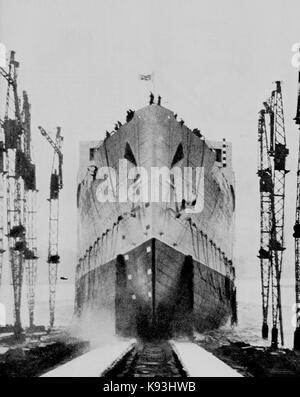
139,72,156,95
139,73,153,81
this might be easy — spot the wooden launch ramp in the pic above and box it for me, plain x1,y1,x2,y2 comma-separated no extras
41,339,242,377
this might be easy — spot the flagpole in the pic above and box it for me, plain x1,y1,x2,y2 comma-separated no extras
138,72,156,98
152,71,156,97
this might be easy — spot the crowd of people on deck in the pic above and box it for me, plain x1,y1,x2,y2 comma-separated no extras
105,92,203,139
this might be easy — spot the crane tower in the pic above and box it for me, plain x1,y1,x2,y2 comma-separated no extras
38,126,63,329
0,51,38,336
293,68,300,351
22,91,38,329
0,51,26,338
257,81,288,348
257,108,273,339
0,122,5,289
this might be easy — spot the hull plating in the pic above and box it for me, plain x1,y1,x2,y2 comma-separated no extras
75,105,236,337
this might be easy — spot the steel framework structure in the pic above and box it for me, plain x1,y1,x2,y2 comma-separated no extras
2,51,26,337
293,69,300,351
258,82,288,348
0,120,5,288
22,91,38,329
38,126,63,329
269,82,288,348
0,154,5,288
0,51,37,337
257,108,272,340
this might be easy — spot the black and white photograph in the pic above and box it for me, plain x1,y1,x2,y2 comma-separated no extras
0,0,300,383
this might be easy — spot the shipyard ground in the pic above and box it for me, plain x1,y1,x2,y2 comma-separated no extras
1,327,300,377
42,339,241,377
195,331,300,377
0,328,89,377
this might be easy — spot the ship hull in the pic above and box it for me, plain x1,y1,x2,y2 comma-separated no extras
75,104,237,338
75,238,235,338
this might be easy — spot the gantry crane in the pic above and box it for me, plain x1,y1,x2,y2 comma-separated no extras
293,68,300,351
38,126,63,329
257,108,273,340
258,82,288,348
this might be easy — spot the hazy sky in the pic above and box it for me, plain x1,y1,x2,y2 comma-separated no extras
0,0,300,290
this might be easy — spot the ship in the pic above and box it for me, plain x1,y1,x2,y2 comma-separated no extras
75,102,237,339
